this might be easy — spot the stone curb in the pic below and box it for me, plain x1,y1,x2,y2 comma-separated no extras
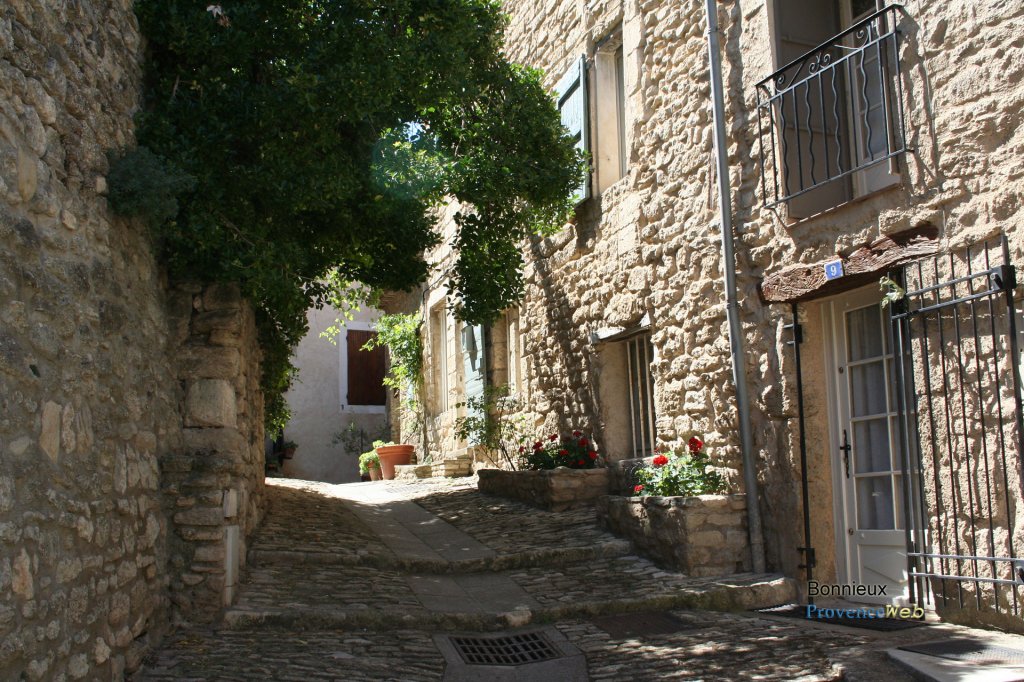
247,539,633,573
221,575,797,632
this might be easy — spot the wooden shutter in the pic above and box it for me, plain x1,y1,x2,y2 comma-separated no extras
461,324,487,443
347,330,387,406
556,54,590,204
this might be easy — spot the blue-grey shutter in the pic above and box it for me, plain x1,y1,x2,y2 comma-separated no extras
555,54,590,204
462,323,487,444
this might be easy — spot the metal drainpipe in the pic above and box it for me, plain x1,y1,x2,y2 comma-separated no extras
704,0,766,574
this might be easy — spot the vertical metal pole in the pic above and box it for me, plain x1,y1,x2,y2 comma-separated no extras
890,283,920,607
705,0,766,573
1001,235,1024,514
791,304,815,601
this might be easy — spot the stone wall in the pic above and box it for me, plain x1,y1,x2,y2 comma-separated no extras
0,2,179,678
596,494,750,577
162,283,265,621
0,2,268,678
478,467,610,511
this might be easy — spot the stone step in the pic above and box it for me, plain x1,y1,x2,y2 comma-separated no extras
221,573,797,632
246,537,633,573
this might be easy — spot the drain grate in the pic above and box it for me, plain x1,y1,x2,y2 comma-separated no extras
449,632,560,666
899,639,1024,664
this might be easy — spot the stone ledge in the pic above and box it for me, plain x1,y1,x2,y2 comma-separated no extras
394,464,433,481
478,467,610,511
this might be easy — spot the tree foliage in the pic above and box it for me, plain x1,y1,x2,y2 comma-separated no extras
123,1,585,429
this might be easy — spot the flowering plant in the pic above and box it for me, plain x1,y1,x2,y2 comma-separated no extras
521,431,602,470
632,436,726,497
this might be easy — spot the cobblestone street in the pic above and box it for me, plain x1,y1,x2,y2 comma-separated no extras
135,478,1011,680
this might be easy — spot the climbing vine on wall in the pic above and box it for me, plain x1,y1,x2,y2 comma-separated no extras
113,1,585,430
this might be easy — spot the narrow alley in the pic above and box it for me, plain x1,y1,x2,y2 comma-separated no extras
132,478,1010,681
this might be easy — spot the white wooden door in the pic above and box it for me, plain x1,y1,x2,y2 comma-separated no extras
829,288,908,604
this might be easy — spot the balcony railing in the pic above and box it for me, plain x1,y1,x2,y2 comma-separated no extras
755,5,908,208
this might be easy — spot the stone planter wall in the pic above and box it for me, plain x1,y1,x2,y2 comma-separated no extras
477,467,610,511
596,494,751,576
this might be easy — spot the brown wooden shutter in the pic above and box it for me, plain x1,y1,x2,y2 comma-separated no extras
347,330,387,406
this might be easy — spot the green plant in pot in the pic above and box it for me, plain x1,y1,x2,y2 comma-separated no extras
282,441,298,460
359,450,382,481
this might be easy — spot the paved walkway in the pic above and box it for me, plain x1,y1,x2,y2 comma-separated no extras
135,477,1024,681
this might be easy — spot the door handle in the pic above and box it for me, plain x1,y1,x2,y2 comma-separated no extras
839,429,852,479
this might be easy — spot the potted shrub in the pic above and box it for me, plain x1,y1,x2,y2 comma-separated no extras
359,450,382,481
282,441,298,460
374,440,413,480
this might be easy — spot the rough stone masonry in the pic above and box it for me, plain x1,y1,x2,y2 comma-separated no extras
0,2,267,679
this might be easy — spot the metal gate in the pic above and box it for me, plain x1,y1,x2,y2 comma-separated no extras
889,236,1024,618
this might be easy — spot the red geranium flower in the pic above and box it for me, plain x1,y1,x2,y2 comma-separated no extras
549,434,558,441
533,441,543,450
578,437,589,447
634,484,644,493
577,460,585,466
572,430,582,437
688,436,704,453
558,449,569,456
588,451,597,460
652,454,669,467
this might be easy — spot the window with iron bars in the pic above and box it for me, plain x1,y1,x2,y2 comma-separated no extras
756,2,908,218
625,334,657,457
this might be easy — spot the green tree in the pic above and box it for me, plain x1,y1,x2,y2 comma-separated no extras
119,1,585,429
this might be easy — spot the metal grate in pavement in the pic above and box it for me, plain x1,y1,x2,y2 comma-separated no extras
448,631,560,666
899,639,1024,664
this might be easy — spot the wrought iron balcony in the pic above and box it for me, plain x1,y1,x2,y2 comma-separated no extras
755,5,908,209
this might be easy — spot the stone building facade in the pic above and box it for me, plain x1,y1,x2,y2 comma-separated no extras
1,2,267,678
404,0,1024,631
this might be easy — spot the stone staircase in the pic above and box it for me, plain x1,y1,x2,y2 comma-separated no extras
394,454,474,481
144,480,923,682
221,480,796,634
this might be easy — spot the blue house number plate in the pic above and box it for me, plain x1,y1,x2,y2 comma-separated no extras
824,260,844,281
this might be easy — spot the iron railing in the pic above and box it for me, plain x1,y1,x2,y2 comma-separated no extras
889,237,1024,619
755,5,908,208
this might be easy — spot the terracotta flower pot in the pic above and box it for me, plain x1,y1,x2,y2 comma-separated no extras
376,444,414,480
283,447,296,460
368,465,382,481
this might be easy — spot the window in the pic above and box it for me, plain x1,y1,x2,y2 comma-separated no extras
346,329,387,407
555,28,631,203
504,309,522,394
594,28,628,192
625,334,657,457
757,0,905,217
429,304,449,412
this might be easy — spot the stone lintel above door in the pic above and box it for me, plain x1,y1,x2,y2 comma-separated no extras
760,225,940,304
